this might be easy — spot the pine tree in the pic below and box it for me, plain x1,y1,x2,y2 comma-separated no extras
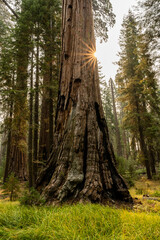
137,0,160,76
38,0,61,168
3,0,33,181
116,11,160,179
109,78,123,157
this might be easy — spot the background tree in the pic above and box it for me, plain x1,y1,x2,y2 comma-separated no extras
0,2,17,182
109,78,123,157
116,11,160,179
6,0,33,181
38,0,61,169
137,0,160,78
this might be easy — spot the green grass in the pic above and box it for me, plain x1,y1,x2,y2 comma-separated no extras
0,201,160,240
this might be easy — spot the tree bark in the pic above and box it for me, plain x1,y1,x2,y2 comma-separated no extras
110,78,123,157
3,101,13,182
8,24,29,181
33,28,40,183
136,101,152,179
28,51,34,188
37,0,132,204
149,145,156,175
38,62,51,165
38,49,54,167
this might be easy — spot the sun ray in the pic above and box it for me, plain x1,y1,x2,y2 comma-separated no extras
81,56,95,68
80,39,94,53
77,38,97,70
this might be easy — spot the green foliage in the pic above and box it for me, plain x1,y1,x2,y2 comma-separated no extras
0,202,160,239
20,187,45,206
2,174,20,201
116,10,160,177
116,155,127,176
152,174,160,181
135,188,143,195
116,155,136,187
137,0,160,73
151,191,160,198
93,0,115,41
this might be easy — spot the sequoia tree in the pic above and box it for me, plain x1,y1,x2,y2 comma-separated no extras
4,0,33,181
37,0,132,204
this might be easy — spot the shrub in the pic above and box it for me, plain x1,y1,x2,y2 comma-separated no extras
20,187,45,206
2,173,20,201
152,174,160,181
125,176,135,187
151,191,160,197
135,188,143,195
116,156,127,176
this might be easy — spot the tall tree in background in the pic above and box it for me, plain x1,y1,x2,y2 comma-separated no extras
109,78,123,157
28,50,34,188
3,0,33,181
0,2,17,181
137,0,160,77
38,0,61,168
116,11,160,179
37,0,132,204
101,81,116,149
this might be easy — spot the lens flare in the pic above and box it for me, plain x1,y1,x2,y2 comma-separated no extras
78,39,97,71
93,51,97,58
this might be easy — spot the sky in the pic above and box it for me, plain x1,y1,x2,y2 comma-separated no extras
96,0,138,82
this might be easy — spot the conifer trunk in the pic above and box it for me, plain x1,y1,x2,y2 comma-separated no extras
37,0,132,204
28,51,34,188
33,29,40,183
136,101,152,179
3,102,13,182
39,50,53,166
110,79,122,157
7,39,29,180
149,145,156,175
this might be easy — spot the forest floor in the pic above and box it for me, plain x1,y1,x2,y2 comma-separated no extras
0,177,160,240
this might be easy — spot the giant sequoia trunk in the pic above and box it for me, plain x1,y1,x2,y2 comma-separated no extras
37,0,132,204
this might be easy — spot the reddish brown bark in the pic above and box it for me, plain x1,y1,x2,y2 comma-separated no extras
37,0,132,204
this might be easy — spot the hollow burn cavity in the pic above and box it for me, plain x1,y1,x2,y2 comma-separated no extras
64,54,69,60
74,78,81,84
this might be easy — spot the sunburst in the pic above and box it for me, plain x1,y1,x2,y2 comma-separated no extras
78,39,97,71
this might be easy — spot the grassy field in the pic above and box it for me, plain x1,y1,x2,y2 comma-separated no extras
0,178,160,240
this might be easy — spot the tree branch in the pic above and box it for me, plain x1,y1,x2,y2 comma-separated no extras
2,0,19,19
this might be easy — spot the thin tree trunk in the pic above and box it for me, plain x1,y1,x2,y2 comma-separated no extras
110,79,122,157
3,100,13,182
131,136,137,162
2,0,19,19
28,51,34,188
148,145,156,175
38,61,50,164
119,104,130,160
39,16,57,167
33,28,40,183
136,101,152,179
49,56,54,152
37,0,132,204
8,15,30,180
